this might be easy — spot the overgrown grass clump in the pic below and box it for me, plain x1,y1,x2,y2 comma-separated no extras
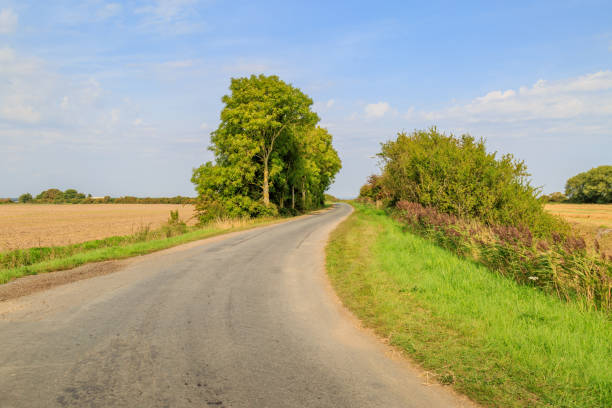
326,204,612,408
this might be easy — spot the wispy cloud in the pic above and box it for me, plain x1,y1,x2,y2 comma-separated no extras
364,101,391,119
0,47,149,148
0,8,18,34
313,98,336,113
97,3,122,20
135,0,205,35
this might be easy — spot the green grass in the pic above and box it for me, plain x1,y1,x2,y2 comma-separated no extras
326,204,612,408
0,217,284,285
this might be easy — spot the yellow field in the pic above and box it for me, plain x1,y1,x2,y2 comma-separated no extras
545,203,612,254
545,203,612,229
0,204,196,251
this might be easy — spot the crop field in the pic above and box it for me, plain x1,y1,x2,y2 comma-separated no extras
545,203,612,228
0,204,196,251
545,203,612,253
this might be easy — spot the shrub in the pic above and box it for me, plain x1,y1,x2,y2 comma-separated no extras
377,128,565,237
18,193,33,203
541,192,567,203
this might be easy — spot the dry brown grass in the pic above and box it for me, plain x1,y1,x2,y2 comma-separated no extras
545,203,612,254
0,204,196,251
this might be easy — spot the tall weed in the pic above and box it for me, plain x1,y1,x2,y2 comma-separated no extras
395,201,612,312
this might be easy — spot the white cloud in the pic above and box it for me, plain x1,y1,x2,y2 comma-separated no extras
365,101,390,118
326,99,335,108
0,8,18,34
609,40,612,52
133,118,144,126
97,3,122,19
419,70,612,123
110,108,120,124
200,122,209,130
2,104,40,123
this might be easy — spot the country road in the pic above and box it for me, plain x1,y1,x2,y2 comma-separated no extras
0,203,474,408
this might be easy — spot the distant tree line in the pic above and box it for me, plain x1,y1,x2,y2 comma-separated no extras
191,74,341,222
0,188,195,204
541,165,611,204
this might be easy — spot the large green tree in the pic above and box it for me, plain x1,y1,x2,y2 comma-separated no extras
565,165,612,203
211,74,318,207
192,75,341,222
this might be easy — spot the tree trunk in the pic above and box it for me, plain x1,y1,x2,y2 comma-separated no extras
263,159,270,207
291,186,295,210
301,179,306,208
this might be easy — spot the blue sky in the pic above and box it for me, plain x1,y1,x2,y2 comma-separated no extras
0,0,611,198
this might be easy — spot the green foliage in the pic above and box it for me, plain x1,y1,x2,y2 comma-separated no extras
63,188,86,202
19,190,195,205
376,127,563,237
192,75,341,222
565,165,612,203
358,174,384,201
36,188,65,203
18,193,33,203
324,193,339,202
541,191,567,203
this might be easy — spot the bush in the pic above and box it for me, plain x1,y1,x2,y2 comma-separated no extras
377,128,565,237
541,192,567,203
565,165,612,203
18,193,33,203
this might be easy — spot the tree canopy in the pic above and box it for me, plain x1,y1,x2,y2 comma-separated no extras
192,74,341,222
565,165,612,203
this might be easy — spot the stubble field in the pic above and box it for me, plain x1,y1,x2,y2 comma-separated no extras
545,203,612,253
0,204,196,251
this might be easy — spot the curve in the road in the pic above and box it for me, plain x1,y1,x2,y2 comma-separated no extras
0,203,476,408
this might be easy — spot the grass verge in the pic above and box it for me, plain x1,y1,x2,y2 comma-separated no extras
326,203,612,408
0,216,287,285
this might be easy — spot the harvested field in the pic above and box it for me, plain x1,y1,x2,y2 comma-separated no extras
545,203,612,254
0,204,196,251
545,203,612,228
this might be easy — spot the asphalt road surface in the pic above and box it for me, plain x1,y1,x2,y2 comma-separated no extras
0,203,474,408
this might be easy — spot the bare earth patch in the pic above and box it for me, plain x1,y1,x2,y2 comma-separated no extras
0,204,196,251
0,259,128,302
